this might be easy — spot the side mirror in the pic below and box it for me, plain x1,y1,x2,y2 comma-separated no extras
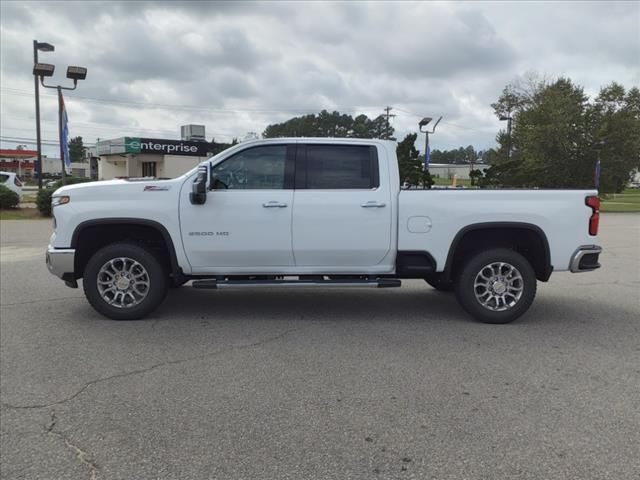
190,165,208,205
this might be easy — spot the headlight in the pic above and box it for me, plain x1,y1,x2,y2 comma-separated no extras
51,195,70,207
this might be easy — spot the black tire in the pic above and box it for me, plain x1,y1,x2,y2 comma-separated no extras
455,248,536,324
83,243,168,320
424,274,454,292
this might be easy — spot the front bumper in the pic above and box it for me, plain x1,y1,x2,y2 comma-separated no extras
570,245,602,273
46,246,76,280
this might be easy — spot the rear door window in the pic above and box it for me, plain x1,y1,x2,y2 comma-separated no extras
301,145,379,189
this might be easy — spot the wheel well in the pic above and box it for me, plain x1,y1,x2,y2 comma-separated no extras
73,222,175,280
445,225,552,282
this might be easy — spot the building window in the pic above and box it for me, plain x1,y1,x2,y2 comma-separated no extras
142,162,157,177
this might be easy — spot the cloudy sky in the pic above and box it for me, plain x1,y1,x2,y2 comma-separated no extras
1,0,638,157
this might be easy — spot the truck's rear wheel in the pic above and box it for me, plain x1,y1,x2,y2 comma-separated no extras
455,248,536,324
83,243,168,320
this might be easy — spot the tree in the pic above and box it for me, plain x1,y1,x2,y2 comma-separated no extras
590,84,640,192
263,110,395,140
428,146,481,164
396,133,433,188
69,136,85,163
397,133,422,186
485,76,640,192
469,169,484,186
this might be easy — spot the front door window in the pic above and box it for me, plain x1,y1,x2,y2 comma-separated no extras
211,145,287,190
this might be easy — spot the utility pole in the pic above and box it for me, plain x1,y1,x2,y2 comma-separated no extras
383,106,395,140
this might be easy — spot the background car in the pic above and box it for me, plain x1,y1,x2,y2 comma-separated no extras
0,171,23,199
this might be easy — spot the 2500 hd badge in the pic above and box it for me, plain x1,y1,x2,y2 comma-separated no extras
188,231,229,236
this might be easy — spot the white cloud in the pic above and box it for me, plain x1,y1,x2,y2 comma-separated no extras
1,0,638,157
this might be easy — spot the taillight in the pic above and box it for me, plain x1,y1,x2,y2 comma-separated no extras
586,196,600,236
14,177,22,187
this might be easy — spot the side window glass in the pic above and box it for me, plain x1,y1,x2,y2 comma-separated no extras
211,145,287,190
0,174,9,183
305,145,378,189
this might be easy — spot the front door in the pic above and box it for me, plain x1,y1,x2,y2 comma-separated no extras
180,144,296,272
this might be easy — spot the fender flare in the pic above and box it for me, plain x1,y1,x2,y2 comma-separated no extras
71,218,182,279
442,222,552,282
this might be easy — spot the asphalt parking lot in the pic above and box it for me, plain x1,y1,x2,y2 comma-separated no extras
1,215,638,480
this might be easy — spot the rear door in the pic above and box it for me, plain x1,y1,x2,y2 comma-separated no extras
291,143,392,269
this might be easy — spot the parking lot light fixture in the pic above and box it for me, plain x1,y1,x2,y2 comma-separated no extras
36,42,55,52
418,117,432,129
33,63,55,77
66,66,88,83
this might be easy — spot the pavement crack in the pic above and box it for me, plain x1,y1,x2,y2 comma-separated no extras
45,409,99,480
1,328,297,410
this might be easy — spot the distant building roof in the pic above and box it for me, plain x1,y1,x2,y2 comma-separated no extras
0,149,38,158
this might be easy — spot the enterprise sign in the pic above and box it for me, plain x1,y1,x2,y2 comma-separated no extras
97,137,210,156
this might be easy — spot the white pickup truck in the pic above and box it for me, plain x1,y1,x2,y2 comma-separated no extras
46,138,602,324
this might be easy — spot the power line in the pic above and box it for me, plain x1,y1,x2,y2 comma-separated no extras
1,113,241,141
4,87,489,131
1,88,413,121
0,135,96,147
0,87,380,116
394,107,493,133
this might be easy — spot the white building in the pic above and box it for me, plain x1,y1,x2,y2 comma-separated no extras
428,163,490,180
95,126,219,180
40,157,95,178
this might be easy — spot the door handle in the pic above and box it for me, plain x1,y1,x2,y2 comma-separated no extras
262,201,288,208
361,201,386,208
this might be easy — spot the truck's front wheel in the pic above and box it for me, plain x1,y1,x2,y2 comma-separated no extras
83,243,168,320
455,248,536,324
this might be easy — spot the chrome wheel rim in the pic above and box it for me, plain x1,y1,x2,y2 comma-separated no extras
473,262,524,312
97,257,150,309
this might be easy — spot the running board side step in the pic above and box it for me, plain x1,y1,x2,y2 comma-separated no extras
192,279,402,289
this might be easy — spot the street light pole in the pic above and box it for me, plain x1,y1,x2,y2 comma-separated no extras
32,40,54,190
33,41,42,189
425,130,429,170
418,116,442,171
57,86,65,184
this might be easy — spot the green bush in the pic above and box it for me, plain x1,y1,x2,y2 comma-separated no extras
36,188,54,217
36,176,94,217
0,185,20,209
